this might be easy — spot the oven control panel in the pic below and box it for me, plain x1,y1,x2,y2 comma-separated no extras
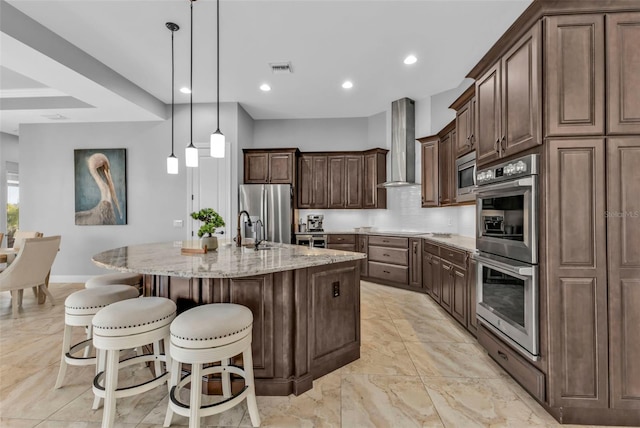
476,154,538,185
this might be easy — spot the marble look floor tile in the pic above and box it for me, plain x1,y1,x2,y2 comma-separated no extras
238,372,341,428
338,340,417,376
405,342,503,379
360,317,402,343
392,317,473,343
0,333,67,369
341,374,444,427
425,377,555,427
0,364,49,391
0,418,42,428
501,376,559,426
383,298,446,321
33,421,138,427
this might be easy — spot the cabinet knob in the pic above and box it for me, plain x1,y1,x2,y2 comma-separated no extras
383,270,390,274
501,136,506,153
383,253,390,257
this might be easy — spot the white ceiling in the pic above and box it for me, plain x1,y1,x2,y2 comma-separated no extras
0,0,531,136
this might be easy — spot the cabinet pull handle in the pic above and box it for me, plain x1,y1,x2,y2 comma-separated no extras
497,350,508,361
414,246,417,254
494,138,500,153
383,270,390,274
383,253,390,257
501,136,506,153
470,133,475,147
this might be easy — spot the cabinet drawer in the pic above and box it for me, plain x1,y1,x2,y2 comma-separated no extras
327,234,356,244
478,325,545,402
327,243,356,252
368,261,408,284
440,246,467,268
368,246,408,265
368,235,408,248
423,240,440,256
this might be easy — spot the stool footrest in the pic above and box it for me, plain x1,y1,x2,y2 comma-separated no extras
93,354,169,399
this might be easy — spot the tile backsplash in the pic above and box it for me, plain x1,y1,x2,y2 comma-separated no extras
297,186,476,237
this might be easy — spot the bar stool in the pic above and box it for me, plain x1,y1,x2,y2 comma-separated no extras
85,272,143,294
92,297,176,428
164,303,261,428
54,284,139,389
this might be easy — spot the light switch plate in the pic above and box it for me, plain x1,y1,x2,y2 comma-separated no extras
173,220,183,228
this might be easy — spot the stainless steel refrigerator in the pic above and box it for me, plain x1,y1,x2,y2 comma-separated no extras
239,184,293,244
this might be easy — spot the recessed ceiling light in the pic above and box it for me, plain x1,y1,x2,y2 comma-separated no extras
404,55,417,65
342,81,353,89
260,84,271,92
180,87,191,94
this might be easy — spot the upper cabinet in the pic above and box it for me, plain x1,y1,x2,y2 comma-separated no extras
450,85,476,158
607,12,640,134
545,14,605,136
297,149,387,209
419,136,439,208
243,149,299,185
476,23,542,167
438,121,456,206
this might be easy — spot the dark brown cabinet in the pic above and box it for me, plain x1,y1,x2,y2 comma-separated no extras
476,23,541,167
419,136,439,208
439,246,467,320
607,12,640,135
328,155,363,209
297,155,327,209
467,257,478,337
438,123,455,206
408,238,422,289
422,240,440,299
327,234,356,252
545,14,605,136
451,85,476,158
439,260,453,314
358,234,368,277
363,149,388,209
243,149,298,184
328,156,346,208
367,235,410,288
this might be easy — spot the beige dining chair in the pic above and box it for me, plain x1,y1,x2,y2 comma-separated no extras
0,235,61,318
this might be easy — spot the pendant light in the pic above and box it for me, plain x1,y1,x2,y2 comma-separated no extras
209,0,225,158
185,0,198,168
166,22,179,175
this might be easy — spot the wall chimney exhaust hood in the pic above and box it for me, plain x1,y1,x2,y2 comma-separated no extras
379,97,419,188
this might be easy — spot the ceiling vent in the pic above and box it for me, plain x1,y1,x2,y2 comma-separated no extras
41,114,68,120
269,62,293,74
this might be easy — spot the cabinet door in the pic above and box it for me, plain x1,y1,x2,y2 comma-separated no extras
244,152,269,183
456,100,473,157
422,253,433,296
439,133,452,205
607,12,640,134
607,137,640,410
467,257,478,336
545,15,605,136
431,256,442,303
297,156,313,208
451,265,467,327
312,156,328,208
268,153,294,184
363,151,387,209
345,155,363,208
440,260,453,313
409,238,422,289
328,156,345,208
547,138,608,409
421,140,439,207
501,22,542,157
476,62,502,166
358,235,369,277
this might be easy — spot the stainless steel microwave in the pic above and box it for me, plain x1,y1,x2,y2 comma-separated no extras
455,151,476,202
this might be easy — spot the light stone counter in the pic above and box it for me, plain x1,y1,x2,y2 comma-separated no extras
92,240,366,279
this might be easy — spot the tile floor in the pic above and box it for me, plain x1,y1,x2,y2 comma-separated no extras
0,281,617,427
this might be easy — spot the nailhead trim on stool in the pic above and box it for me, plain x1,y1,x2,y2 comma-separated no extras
85,272,143,291
164,304,261,428
54,284,139,389
92,297,176,428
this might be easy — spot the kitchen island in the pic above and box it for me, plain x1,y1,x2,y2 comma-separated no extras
92,240,365,396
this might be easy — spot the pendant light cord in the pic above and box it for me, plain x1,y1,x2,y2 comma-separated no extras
190,0,193,146
171,28,175,156
216,0,220,132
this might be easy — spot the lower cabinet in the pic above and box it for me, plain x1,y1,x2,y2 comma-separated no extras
467,257,478,337
366,235,411,289
357,234,368,277
440,260,453,313
409,238,422,288
326,234,356,252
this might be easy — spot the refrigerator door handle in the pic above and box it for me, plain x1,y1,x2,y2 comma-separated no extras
263,185,269,242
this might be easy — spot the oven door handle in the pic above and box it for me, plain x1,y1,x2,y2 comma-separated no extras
475,254,534,276
477,176,534,193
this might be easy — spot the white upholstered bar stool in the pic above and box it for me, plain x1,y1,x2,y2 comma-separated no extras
85,272,143,294
164,304,261,428
92,297,176,428
54,284,139,389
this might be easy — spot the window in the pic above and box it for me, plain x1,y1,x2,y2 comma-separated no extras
6,161,19,247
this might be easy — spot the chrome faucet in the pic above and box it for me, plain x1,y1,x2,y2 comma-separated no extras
236,210,252,247
253,219,265,250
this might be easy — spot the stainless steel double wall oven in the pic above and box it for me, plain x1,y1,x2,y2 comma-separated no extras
475,154,539,360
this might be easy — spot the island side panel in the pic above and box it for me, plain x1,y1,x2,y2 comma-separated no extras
307,260,361,379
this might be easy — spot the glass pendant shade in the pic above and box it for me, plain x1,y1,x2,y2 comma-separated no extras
185,143,199,167
210,130,225,158
167,154,179,174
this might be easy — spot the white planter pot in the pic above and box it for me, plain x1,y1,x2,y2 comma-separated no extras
200,236,218,252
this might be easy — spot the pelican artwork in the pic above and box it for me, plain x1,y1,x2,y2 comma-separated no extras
75,153,123,225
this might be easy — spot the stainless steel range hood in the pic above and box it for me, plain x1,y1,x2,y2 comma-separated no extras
379,97,419,187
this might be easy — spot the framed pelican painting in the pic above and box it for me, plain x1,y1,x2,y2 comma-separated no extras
74,149,127,225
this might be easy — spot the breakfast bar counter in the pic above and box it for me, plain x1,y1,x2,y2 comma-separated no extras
92,241,366,396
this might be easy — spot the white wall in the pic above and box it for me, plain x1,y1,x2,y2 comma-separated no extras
0,132,19,246
430,78,474,134
19,102,241,280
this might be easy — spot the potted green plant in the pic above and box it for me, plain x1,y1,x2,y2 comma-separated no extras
190,208,225,251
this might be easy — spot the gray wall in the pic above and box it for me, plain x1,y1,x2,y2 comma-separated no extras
430,78,474,134
0,132,19,246
19,102,240,280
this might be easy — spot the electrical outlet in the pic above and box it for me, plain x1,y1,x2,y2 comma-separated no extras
332,281,340,297
173,220,183,228
447,217,453,226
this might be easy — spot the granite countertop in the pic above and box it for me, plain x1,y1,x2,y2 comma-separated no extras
308,230,476,253
92,240,366,279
